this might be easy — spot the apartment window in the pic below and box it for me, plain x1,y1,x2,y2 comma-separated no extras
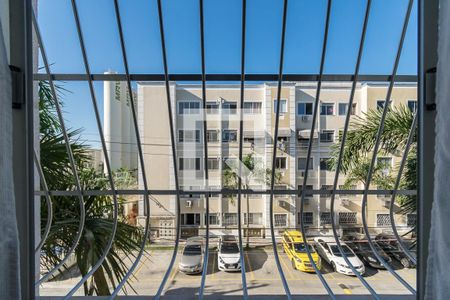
222,101,237,114
298,157,313,170
320,102,334,115
298,185,313,197
320,130,334,142
179,158,201,171
178,129,200,143
207,158,220,170
274,99,288,114
407,214,417,227
338,103,356,116
297,102,313,115
320,212,332,225
244,213,263,225
320,158,332,171
299,212,314,225
178,101,200,114
206,214,220,225
274,214,288,227
207,130,219,142
377,214,391,227
339,212,357,225
377,100,386,109
206,101,219,114
275,157,287,169
321,185,333,198
181,213,201,226
243,102,262,114
222,129,237,142
223,213,238,226
408,100,417,112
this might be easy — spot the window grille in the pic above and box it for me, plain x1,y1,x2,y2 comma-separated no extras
339,212,357,225
29,0,418,297
223,213,238,226
407,213,417,227
377,214,392,227
274,214,288,227
320,212,332,226
300,212,314,225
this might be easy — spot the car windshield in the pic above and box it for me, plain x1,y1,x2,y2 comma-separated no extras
183,244,201,256
221,242,239,254
293,243,315,253
330,245,355,257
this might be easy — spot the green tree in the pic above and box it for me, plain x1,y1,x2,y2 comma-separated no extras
329,105,416,214
223,153,282,248
38,81,144,295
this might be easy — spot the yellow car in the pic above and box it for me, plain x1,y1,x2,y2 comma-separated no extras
282,230,321,272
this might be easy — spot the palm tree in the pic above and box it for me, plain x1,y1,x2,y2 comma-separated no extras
38,81,144,295
222,153,282,248
329,104,416,214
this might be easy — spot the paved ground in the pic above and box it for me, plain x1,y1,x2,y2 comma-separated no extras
40,247,416,298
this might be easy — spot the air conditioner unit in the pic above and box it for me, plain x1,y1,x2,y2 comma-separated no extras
301,116,310,122
186,200,192,208
341,198,350,206
383,199,391,208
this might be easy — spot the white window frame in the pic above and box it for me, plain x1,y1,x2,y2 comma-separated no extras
222,129,238,142
274,99,288,114
243,101,262,114
178,100,200,115
275,157,287,169
223,213,238,226
178,129,200,143
298,157,314,170
320,130,334,143
320,102,335,116
297,102,313,116
407,100,418,112
179,157,201,171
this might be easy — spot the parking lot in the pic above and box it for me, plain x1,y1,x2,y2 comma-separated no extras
40,246,416,298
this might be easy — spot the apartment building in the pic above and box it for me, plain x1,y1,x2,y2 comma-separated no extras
105,81,417,239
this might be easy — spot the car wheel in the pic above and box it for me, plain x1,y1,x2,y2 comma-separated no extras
292,259,297,270
400,258,410,268
331,261,337,272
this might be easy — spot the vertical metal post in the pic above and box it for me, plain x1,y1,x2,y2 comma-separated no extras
418,0,438,298
9,0,34,298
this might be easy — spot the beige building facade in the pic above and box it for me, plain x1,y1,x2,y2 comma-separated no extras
131,81,417,239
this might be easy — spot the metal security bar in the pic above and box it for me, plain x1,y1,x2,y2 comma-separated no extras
31,0,419,299
298,0,334,297
360,0,416,294
268,0,291,298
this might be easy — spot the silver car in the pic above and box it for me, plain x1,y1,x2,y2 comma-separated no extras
179,237,204,274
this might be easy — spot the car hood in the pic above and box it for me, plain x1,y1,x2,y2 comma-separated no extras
180,254,202,267
335,255,363,268
296,252,320,263
219,253,240,264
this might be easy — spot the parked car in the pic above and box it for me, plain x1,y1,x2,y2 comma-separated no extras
217,235,241,272
281,230,320,272
178,237,204,274
344,235,392,269
375,233,415,268
314,237,365,276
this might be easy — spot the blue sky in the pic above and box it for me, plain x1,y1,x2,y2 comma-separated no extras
37,0,417,146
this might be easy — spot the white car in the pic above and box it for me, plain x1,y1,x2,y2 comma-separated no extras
217,235,241,272
314,237,365,276
178,237,204,274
